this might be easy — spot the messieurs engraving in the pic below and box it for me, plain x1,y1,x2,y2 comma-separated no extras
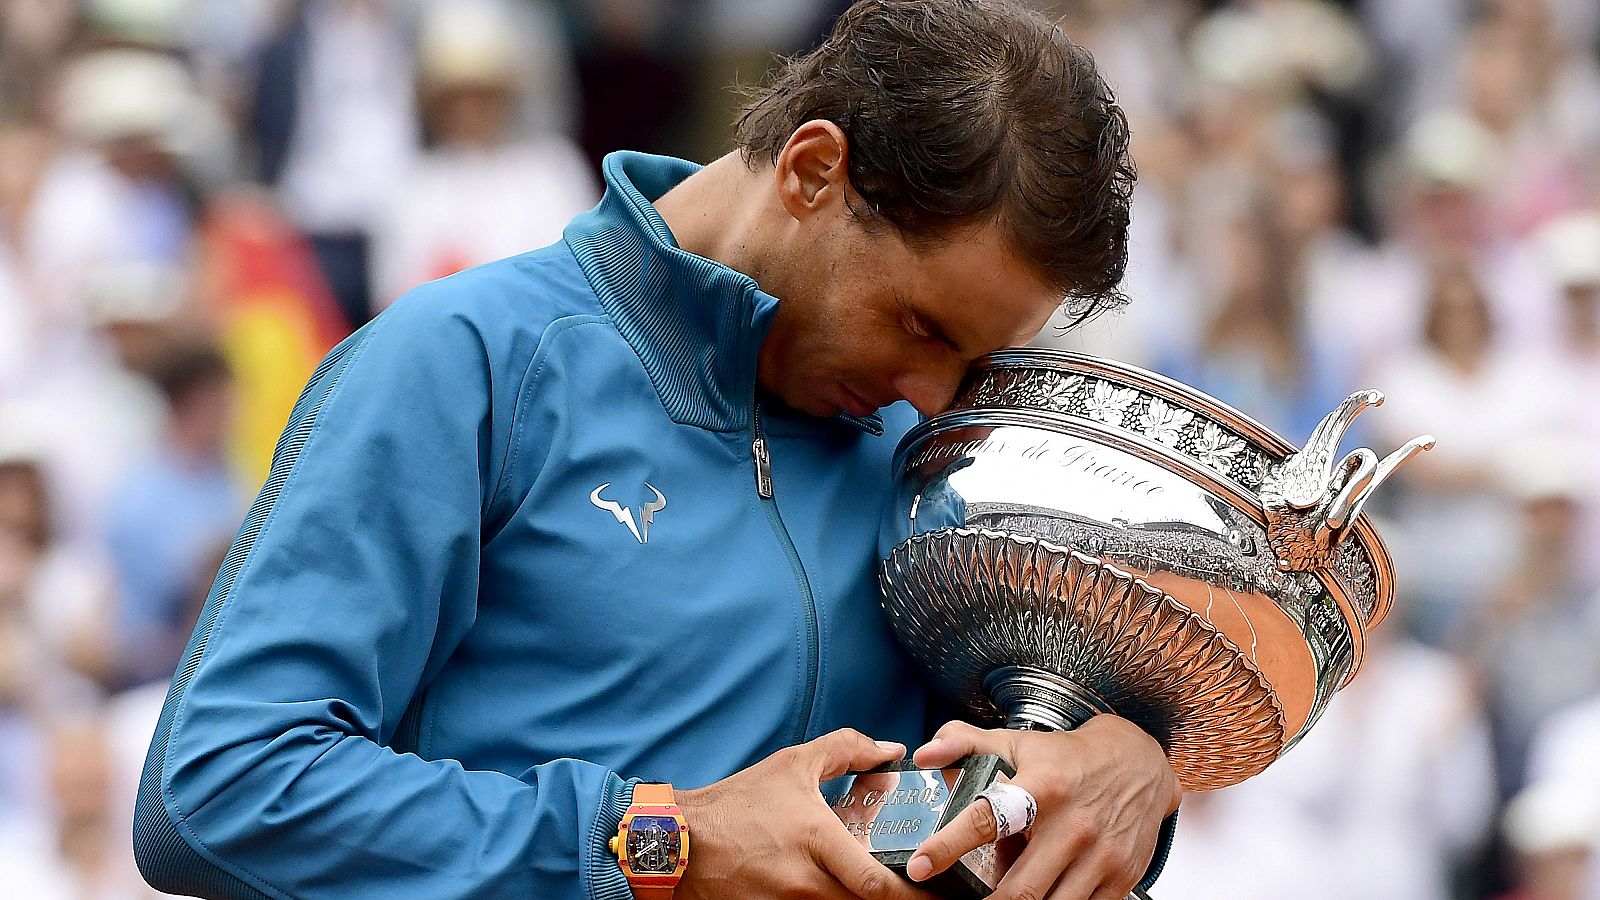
845,818,925,838
908,437,1165,498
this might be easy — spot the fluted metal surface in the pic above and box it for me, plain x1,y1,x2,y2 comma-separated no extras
881,528,1287,791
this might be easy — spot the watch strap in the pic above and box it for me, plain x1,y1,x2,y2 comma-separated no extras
633,783,677,806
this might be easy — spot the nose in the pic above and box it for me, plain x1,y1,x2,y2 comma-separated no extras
892,370,962,418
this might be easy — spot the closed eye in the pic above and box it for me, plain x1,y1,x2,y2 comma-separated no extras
893,293,928,337
895,293,963,354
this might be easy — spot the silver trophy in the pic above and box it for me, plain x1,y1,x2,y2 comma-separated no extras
825,350,1433,897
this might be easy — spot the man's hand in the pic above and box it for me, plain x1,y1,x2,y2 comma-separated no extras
676,728,937,900
905,717,1180,900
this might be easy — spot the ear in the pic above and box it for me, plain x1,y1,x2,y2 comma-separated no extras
773,119,851,223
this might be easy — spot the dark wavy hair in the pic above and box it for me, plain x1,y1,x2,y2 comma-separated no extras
736,0,1136,321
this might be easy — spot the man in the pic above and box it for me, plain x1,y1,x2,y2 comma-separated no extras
133,2,1180,898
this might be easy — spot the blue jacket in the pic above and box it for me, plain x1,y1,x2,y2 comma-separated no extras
133,151,928,899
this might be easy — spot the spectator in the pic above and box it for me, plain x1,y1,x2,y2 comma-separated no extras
103,341,245,688
1523,694,1600,900
1467,442,1600,795
0,712,161,899
369,0,597,308
562,0,696,172
34,48,209,333
1366,263,1549,644
1530,211,1600,447
1496,783,1598,900
0,436,110,849
251,0,421,328
1158,194,1358,440
1158,626,1496,900
0,0,77,121
5,262,176,550
1456,13,1592,239
0,422,117,692
1353,110,1561,364
0,464,50,834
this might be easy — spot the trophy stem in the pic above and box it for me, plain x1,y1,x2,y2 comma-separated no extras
981,667,1161,900
984,666,1114,732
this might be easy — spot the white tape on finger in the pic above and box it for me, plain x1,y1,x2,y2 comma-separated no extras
975,780,1037,839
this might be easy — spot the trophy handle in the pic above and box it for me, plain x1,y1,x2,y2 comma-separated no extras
1262,390,1434,571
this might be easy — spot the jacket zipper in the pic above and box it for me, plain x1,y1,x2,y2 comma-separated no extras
751,399,820,746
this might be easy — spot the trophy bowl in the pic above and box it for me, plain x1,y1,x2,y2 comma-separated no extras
878,349,1434,792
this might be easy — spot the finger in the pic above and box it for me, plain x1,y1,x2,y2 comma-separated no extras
806,728,908,781
1039,803,1160,900
806,868,878,900
992,826,1095,900
1044,869,1116,900
903,796,998,882
812,822,933,900
912,720,1013,768
1040,848,1139,900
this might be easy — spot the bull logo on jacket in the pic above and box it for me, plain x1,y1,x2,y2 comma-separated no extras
589,483,668,544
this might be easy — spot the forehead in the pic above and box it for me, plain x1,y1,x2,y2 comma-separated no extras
895,221,1064,351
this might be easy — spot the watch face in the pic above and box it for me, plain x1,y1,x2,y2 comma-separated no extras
626,816,682,875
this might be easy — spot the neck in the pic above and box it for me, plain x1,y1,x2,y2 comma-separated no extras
1569,319,1600,353
652,152,775,286
1439,342,1484,375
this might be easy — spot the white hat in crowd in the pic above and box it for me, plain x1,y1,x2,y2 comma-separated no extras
0,402,48,468
419,1,523,91
1497,435,1592,505
54,48,199,153
1503,781,1600,857
1533,211,1600,290
1405,109,1499,192
84,0,189,48
77,261,187,327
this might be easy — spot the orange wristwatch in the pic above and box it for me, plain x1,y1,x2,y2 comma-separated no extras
610,783,689,898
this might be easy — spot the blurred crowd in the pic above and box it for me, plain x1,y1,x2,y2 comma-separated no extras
1042,1,1600,898
0,0,1595,898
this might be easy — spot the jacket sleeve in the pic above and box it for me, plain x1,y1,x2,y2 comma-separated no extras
132,288,637,900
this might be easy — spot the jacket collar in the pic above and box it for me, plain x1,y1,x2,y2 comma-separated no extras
563,151,882,436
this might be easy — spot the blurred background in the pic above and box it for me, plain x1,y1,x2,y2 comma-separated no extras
0,0,1595,897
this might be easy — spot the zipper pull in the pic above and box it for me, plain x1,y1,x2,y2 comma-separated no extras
752,437,773,498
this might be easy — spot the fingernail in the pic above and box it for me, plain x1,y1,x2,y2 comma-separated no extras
875,740,905,752
906,855,933,881
916,738,943,754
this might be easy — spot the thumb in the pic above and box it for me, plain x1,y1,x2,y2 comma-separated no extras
805,728,907,781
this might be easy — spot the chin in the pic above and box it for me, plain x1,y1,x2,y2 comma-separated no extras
801,397,844,418
776,389,837,418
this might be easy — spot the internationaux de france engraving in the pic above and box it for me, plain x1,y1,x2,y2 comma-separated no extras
907,437,1166,499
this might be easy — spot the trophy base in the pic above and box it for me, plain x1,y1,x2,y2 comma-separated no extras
820,755,1024,898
